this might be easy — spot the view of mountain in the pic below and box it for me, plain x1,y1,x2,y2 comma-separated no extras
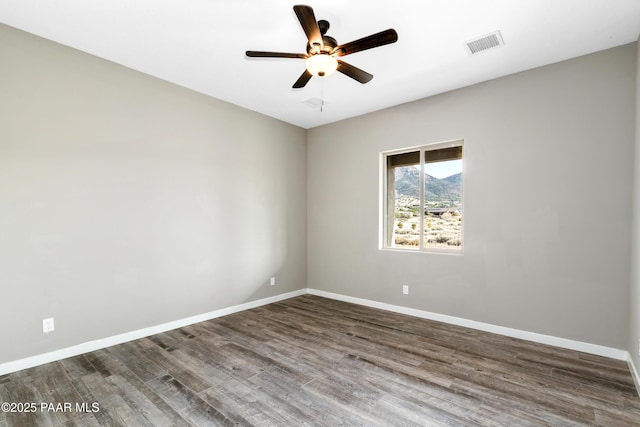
394,167,462,201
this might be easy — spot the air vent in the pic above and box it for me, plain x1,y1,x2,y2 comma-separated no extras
465,31,504,55
302,98,327,109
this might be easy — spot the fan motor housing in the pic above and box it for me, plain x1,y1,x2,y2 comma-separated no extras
307,35,337,55
306,19,338,55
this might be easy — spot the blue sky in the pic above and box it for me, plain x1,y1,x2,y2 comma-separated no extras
421,159,463,179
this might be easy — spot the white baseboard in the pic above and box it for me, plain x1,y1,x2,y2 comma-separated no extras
307,289,629,361
0,287,632,381
629,356,640,397
0,289,306,376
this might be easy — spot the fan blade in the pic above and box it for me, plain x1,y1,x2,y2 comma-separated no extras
293,69,313,88
337,60,373,84
293,5,322,48
246,51,307,59
333,29,398,57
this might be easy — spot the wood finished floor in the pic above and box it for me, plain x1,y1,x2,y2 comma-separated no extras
1,295,639,426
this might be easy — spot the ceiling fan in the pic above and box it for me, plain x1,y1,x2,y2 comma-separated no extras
246,5,398,88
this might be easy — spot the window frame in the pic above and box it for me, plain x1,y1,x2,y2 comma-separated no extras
380,139,464,255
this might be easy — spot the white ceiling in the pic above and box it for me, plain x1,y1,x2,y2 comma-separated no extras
2,0,640,129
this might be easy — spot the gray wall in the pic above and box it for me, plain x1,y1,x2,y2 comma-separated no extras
630,37,640,378
307,44,636,349
0,24,307,364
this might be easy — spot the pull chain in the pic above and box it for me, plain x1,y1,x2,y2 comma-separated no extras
320,79,325,113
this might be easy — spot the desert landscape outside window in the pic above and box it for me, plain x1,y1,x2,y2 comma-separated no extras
383,141,463,253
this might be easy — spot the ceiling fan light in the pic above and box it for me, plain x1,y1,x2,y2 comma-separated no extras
306,54,338,77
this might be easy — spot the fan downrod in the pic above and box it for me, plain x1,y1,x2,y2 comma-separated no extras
318,20,330,35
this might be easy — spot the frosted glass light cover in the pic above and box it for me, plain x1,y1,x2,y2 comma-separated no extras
306,54,338,77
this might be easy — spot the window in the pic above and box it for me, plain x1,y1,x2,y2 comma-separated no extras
382,140,463,253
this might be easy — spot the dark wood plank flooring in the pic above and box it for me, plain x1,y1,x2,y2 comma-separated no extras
1,295,639,426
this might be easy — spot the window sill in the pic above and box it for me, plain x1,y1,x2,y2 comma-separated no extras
379,247,463,256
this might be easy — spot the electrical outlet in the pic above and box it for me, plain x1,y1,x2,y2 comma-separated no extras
42,318,55,334
402,285,409,295
270,277,276,286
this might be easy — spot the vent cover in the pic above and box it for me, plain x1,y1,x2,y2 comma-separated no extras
465,31,504,55
302,98,327,109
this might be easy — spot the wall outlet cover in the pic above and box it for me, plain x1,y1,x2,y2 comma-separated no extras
42,318,55,333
